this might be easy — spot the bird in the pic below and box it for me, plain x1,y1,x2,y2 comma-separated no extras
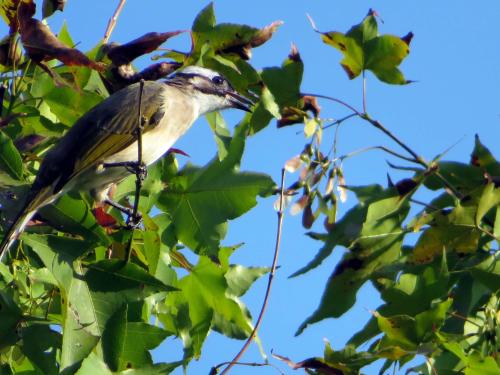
0,65,253,260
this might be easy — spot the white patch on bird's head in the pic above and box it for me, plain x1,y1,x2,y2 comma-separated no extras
167,66,253,115
178,66,220,80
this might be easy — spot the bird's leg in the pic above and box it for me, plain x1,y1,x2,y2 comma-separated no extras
101,161,147,228
102,161,148,181
103,197,142,227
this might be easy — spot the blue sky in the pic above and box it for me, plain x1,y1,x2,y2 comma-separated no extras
16,1,500,374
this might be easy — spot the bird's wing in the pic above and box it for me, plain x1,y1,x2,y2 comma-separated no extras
33,81,167,194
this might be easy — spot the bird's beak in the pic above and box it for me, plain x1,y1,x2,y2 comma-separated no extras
225,90,254,112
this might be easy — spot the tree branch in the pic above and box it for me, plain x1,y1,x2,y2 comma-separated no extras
103,0,127,44
125,79,146,261
219,168,287,374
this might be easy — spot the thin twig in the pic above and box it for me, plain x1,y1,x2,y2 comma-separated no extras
103,0,127,44
125,79,145,261
302,92,426,167
333,145,418,164
302,92,361,117
220,168,287,375
210,361,285,375
363,115,426,167
322,113,357,130
362,70,367,114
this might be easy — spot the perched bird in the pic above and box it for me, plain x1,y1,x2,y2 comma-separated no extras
0,66,252,260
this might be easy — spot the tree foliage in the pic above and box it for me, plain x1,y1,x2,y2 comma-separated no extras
0,2,497,374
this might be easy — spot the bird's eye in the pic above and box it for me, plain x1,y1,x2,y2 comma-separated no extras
212,76,224,85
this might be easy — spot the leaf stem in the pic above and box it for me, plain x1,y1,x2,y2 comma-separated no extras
103,0,127,44
220,168,287,375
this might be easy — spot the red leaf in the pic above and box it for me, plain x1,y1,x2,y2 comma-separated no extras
167,148,190,157
93,207,117,228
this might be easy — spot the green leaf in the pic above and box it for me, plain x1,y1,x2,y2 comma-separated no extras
88,260,177,292
163,253,253,361
317,11,411,84
465,352,500,375
424,161,484,192
192,2,216,33
470,134,499,174
469,254,500,292
205,111,231,160
21,325,61,375
414,298,453,340
21,234,100,372
43,0,67,19
260,85,281,119
261,53,303,109
57,20,73,47
120,322,169,369
157,126,275,257
0,131,23,180
296,192,409,334
44,86,103,126
76,352,113,375
102,304,127,371
476,183,500,226
376,312,418,349
291,186,405,277
225,264,269,297
38,193,110,245
0,291,22,346
323,343,376,372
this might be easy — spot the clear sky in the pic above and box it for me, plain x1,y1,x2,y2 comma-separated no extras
13,1,500,374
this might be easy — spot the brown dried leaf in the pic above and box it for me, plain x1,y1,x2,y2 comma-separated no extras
302,95,321,117
288,42,301,62
272,352,343,375
18,2,104,71
290,194,308,216
277,95,321,128
138,62,181,81
105,31,184,66
336,168,347,203
302,202,314,229
284,154,303,173
250,20,283,47
395,178,417,196
220,20,283,60
401,31,414,46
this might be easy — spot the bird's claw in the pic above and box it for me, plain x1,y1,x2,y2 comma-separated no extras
125,212,142,229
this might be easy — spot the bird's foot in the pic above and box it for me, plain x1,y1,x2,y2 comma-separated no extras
125,212,142,229
102,161,148,181
104,198,142,228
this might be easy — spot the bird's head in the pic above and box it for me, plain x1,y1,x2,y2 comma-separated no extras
167,66,253,115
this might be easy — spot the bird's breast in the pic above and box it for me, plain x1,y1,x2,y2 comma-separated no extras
103,90,198,166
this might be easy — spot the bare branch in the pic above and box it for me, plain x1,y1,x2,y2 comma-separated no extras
125,79,146,261
103,0,127,44
220,168,287,374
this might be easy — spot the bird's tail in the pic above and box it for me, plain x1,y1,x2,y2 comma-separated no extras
0,188,51,262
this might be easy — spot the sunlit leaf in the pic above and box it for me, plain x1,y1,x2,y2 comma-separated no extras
0,130,23,180
157,125,275,257
314,10,411,84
